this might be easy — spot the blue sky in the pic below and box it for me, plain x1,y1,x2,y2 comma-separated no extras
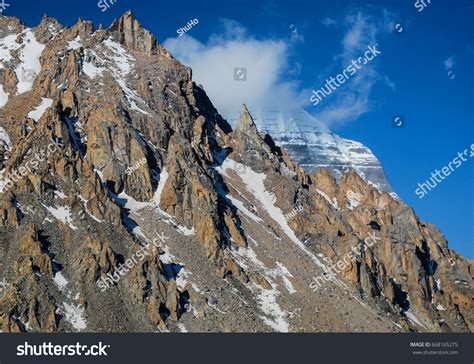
5,0,473,258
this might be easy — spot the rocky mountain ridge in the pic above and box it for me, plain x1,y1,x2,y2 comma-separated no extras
0,12,472,333
227,108,394,194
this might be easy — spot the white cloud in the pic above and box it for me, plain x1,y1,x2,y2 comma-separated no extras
341,12,377,55
163,19,307,121
163,11,395,129
313,8,396,127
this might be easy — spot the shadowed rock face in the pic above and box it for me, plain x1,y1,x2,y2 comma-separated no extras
0,12,471,333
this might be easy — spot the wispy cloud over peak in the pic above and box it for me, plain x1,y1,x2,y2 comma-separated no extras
164,19,307,120
312,7,396,127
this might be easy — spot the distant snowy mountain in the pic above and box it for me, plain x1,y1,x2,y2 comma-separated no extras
227,108,394,194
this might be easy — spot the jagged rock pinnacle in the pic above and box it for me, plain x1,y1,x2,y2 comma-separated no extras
107,10,170,57
235,104,259,135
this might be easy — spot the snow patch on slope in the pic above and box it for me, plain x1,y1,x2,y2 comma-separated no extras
28,98,53,122
82,49,104,79
214,169,263,224
67,35,82,50
52,269,87,331
78,195,103,223
153,167,169,206
103,38,149,115
219,158,300,245
259,286,289,332
404,297,428,329
1,30,45,103
159,243,194,291
53,271,69,292
405,311,426,329
110,168,195,237
60,302,87,331
227,194,263,223
436,304,446,311
219,158,348,293
276,262,297,294
0,84,8,108
346,189,362,210
228,241,290,332
316,189,339,210
14,30,45,94
0,33,19,64
42,203,78,230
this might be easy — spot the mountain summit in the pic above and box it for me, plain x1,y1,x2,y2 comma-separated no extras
227,108,394,194
0,13,472,333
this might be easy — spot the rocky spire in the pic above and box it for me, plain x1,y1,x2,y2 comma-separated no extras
234,104,259,136
108,10,158,55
